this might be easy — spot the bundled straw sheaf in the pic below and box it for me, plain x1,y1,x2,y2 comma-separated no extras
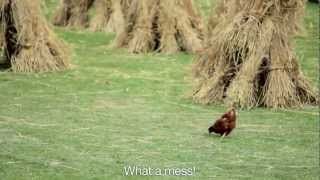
53,0,94,28
114,0,204,54
0,2,3,49
90,0,129,33
1,0,70,72
192,0,318,108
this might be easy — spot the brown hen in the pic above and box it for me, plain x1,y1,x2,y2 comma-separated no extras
208,108,236,137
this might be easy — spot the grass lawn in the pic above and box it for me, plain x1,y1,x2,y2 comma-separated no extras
0,1,319,179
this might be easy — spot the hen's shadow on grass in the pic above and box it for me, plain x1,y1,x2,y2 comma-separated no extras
205,132,220,138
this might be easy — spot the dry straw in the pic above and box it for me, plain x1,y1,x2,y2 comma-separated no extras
192,0,318,108
90,0,129,33
114,0,204,54
53,0,94,28
1,0,70,72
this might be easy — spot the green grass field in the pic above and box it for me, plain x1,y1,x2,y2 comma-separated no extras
0,1,319,179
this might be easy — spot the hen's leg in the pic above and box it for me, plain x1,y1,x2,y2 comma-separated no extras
220,133,226,140
225,130,231,136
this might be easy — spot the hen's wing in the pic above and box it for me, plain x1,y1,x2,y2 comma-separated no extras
222,109,236,122
211,118,229,132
